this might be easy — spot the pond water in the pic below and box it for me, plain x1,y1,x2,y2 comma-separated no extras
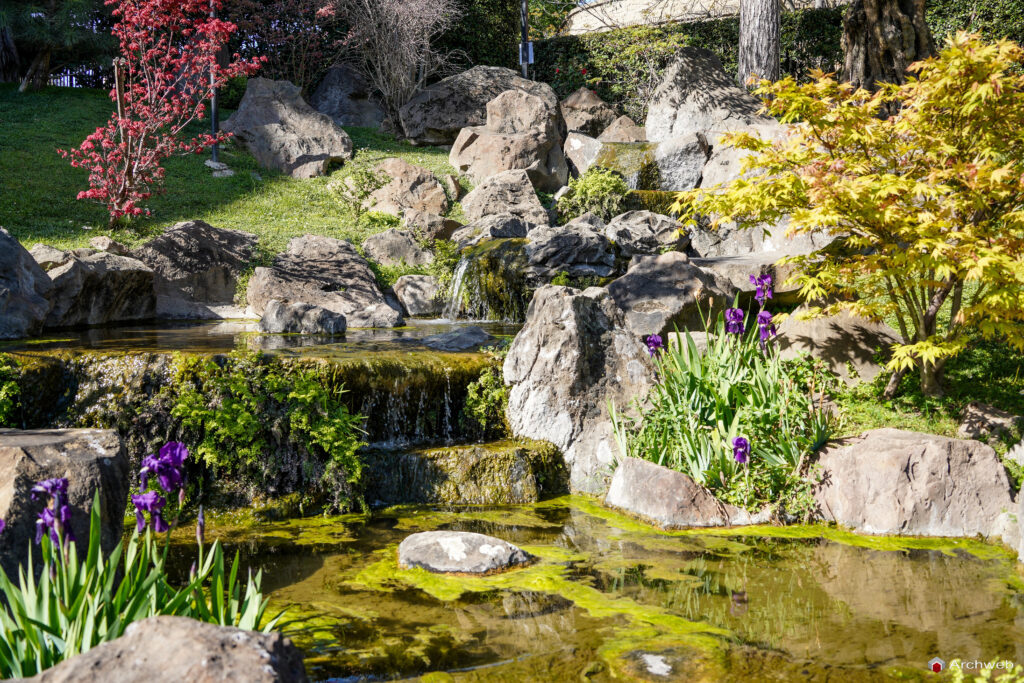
169,497,1024,682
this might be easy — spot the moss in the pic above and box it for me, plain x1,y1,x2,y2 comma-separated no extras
593,142,660,190
626,189,678,215
452,239,532,323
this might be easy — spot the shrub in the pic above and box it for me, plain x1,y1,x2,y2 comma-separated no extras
462,346,510,440
674,33,1024,397
0,354,20,427
557,167,629,223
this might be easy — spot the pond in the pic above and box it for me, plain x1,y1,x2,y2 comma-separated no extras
169,497,1024,682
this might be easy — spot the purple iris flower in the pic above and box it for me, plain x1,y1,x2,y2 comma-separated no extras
31,478,68,503
732,437,751,465
0,519,5,535
756,310,777,342
646,334,665,357
139,442,189,493
35,502,73,544
750,274,773,306
725,308,746,335
132,490,169,533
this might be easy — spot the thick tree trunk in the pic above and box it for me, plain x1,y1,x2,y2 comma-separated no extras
18,49,52,92
737,0,781,86
0,27,20,83
841,0,935,91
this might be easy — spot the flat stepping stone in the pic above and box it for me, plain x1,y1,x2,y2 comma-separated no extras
398,531,534,574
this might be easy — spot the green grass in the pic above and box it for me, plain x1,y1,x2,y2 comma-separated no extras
0,84,465,254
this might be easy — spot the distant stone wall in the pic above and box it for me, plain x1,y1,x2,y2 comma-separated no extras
565,0,849,35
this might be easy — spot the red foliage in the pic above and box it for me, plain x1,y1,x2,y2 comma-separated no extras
61,0,262,225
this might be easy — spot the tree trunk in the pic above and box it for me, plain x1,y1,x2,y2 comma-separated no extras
841,0,935,92
737,0,781,87
18,49,52,92
919,360,944,397
0,27,20,83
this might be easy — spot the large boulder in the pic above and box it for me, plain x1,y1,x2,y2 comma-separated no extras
645,47,766,143
776,307,901,385
560,87,617,137
449,89,568,192
605,457,763,528
562,133,708,191
0,228,52,339
257,300,347,335
653,133,711,190
308,64,384,128
130,220,257,319
598,115,646,143
813,429,1016,537
363,158,449,216
605,210,686,258
607,252,734,337
504,286,654,493
29,616,308,683
223,77,353,179
393,275,444,317
461,169,550,225
43,251,156,329
362,228,433,267
525,217,616,281
246,235,403,328
398,530,533,574
399,65,560,146
0,429,129,579
403,209,462,242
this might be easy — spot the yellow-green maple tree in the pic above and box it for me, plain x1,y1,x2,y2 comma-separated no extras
673,33,1024,396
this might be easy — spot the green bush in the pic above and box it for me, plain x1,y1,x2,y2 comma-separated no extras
436,0,519,68
463,347,510,440
0,492,275,678
0,354,20,428
611,306,837,515
557,167,630,223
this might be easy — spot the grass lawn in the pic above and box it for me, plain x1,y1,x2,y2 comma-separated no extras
0,84,465,254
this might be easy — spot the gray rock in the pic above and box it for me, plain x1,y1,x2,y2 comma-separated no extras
223,77,353,179
44,251,156,329
309,64,385,128
399,66,560,146
30,244,70,272
403,209,462,242
958,402,1024,440
560,87,617,137
645,47,766,143
246,235,403,328
0,429,129,579
393,275,444,317
700,119,788,189
562,132,605,178
607,252,734,337
362,228,433,268
605,210,687,257
398,530,533,574
776,307,900,385
563,133,705,191
28,616,309,683
504,286,654,493
598,115,646,143
421,325,495,351
461,169,549,225
131,220,257,319
605,457,764,528
451,213,533,248
258,300,347,335
364,158,448,217
88,236,129,256
653,133,710,190
525,219,616,281
1,229,53,339
813,429,1016,537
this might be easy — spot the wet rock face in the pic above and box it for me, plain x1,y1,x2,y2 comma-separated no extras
258,300,347,335
504,286,654,494
460,169,550,226
0,429,129,579
814,428,1016,537
43,251,156,329
399,65,560,146
224,77,353,179
27,616,309,683
398,530,534,574
0,228,52,340
130,220,257,319
246,235,403,328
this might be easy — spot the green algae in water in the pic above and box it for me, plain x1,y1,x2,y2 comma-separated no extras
163,496,1024,681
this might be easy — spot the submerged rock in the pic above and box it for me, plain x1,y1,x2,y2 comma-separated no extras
813,428,1016,537
605,456,762,528
0,228,52,339
0,429,129,579
28,616,309,683
258,300,347,335
398,530,534,574
421,326,495,352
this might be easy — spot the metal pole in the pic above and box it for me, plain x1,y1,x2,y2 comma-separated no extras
210,0,220,164
520,0,529,79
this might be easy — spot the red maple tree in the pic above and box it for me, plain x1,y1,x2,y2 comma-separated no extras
61,0,262,227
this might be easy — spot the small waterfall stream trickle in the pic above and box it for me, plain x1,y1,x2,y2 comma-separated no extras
441,239,532,323
443,257,471,321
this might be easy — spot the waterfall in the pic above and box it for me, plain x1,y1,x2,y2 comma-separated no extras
443,257,470,321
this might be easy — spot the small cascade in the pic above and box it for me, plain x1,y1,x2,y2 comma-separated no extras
442,257,471,321
442,239,532,323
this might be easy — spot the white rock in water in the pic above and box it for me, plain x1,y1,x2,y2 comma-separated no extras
398,531,533,574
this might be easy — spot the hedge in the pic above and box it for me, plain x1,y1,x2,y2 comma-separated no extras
438,0,520,70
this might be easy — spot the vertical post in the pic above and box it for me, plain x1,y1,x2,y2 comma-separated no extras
520,0,529,79
209,0,220,164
